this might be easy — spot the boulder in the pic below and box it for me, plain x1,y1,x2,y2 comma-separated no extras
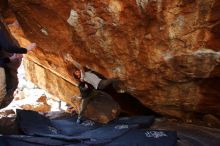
3,0,220,120
83,91,121,123
203,114,220,128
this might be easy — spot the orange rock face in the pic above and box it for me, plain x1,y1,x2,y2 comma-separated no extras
8,0,220,119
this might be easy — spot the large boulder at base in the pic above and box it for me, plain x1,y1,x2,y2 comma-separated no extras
83,91,121,123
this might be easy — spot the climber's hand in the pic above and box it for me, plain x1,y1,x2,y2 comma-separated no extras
9,54,23,61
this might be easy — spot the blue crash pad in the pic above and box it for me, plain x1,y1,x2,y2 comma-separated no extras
0,110,177,146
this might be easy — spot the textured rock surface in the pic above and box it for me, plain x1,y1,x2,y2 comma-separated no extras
6,0,220,119
152,120,220,146
68,91,121,123
20,95,51,112
83,91,121,123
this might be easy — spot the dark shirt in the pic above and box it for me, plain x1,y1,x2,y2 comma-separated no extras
78,82,94,99
0,16,27,93
0,57,10,67
0,21,27,54
0,18,27,67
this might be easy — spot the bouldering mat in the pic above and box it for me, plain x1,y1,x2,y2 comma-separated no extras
0,109,177,146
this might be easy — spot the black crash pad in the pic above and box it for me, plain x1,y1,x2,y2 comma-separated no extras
0,110,177,146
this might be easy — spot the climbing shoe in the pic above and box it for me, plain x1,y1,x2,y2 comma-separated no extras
76,116,82,124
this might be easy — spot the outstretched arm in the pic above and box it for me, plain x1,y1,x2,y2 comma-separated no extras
5,43,36,54
5,47,27,54
0,15,36,54
80,67,85,81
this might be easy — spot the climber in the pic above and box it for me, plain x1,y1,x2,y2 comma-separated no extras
73,66,122,92
67,65,124,123
0,14,36,108
66,63,125,124
76,80,97,124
